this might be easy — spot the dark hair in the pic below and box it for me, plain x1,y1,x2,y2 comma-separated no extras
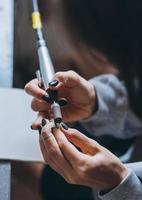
62,0,142,119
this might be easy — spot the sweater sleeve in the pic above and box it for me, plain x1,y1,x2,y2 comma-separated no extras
79,74,142,139
98,169,142,200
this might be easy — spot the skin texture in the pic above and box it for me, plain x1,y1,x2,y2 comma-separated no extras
25,70,129,191
25,70,96,128
40,120,128,191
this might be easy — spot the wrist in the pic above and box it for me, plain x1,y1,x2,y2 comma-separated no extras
88,84,98,117
101,166,129,194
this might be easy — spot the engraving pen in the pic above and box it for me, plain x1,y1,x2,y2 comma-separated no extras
31,0,63,127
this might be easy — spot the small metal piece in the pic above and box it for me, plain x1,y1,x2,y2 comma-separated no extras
38,44,55,91
51,102,62,126
32,0,39,12
56,123,61,129
36,70,42,87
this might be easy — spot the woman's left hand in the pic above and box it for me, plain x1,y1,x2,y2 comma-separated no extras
40,121,128,192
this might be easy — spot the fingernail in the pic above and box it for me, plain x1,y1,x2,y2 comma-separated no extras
42,95,51,103
38,126,41,135
49,80,59,87
42,119,47,127
58,98,68,107
61,122,69,130
30,125,34,130
31,125,41,134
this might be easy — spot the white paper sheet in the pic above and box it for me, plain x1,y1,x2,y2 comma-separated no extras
0,88,43,162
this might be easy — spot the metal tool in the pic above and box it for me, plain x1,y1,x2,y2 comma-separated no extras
31,0,62,127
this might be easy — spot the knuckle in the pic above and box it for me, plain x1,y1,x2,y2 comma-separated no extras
55,71,78,81
48,147,58,156
68,70,79,80
24,79,36,92
67,71,80,85
57,138,65,148
69,129,78,137
35,90,44,99
54,72,62,80
76,155,85,166
68,70,77,76
55,72,61,77
41,130,49,138
80,166,87,174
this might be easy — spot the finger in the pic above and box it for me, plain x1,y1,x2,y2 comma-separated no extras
31,98,73,123
40,137,65,173
31,98,51,112
31,112,47,130
25,79,47,99
41,122,72,172
40,136,73,181
61,127,102,155
52,128,84,167
40,136,59,167
39,137,49,163
49,71,80,90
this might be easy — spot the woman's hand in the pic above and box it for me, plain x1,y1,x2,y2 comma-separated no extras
40,121,128,191
25,71,96,127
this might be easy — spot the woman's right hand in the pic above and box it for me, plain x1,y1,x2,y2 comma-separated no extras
39,121,128,191
25,70,97,127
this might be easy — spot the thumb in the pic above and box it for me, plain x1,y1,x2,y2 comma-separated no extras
60,126,101,155
51,71,80,90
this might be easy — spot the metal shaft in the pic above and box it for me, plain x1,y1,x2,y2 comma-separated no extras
37,40,55,91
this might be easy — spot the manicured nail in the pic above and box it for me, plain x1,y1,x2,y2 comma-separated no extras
61,122,69,130
38,126,41,135
42,95,51,103
31,125,41,134
42,119,47,127
58,98,68,107
30,125,34,130
49,80,59,87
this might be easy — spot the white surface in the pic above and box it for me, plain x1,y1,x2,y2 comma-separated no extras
0,88,43,162
0,0,13,87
